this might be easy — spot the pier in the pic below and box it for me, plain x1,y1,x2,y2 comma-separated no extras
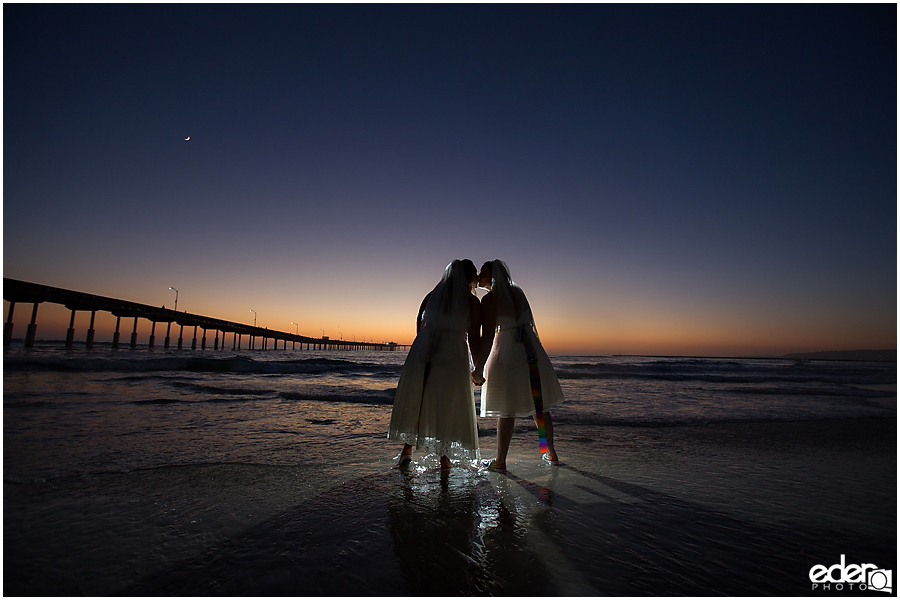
3,278,401,352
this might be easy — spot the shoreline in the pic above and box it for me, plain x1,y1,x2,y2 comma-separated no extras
6,341,897,362
609,351,897,362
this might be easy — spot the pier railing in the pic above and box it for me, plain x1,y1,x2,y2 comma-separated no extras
3,278,401,351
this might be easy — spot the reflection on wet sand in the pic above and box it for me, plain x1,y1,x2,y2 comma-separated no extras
388,459,597,596
388,466,494,594
116,436,893,596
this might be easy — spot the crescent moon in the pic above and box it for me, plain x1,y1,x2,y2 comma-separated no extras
184,136,191,141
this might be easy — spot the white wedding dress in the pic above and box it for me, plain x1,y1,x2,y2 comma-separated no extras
480,262,565,418
388,262,479,461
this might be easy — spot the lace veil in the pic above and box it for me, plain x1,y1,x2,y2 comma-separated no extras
421,259,475,331
489,260,540,339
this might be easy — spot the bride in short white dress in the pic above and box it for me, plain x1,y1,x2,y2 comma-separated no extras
388,260,481,468
474,260,564,468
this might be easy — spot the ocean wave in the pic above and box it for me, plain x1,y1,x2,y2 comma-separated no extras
133,396,275,405
171,382,277,396
133,398,186,405
279,389,396,405
128,388,397,406
3,355,401,377
727,385,897,399
555,358,895,387
558,413,894,428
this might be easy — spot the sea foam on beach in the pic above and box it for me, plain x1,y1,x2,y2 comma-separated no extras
4,345,896,595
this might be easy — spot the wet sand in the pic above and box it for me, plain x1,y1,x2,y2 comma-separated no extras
5,417,896,596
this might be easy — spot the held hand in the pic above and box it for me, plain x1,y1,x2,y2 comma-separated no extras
471,371,486,386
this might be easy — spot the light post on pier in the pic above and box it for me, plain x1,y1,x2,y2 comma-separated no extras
290,322,299,350
169,287,179,312
250,310,257,327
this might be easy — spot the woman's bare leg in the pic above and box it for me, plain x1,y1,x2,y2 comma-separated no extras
495,417,515,468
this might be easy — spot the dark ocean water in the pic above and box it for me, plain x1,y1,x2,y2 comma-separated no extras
3,343,895,480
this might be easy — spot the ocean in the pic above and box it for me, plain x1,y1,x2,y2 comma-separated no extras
4,343,897,595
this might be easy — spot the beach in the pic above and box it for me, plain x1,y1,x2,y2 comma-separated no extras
6,420,895,595
4,348,896,595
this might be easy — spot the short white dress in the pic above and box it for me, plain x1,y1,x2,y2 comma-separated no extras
481,315,565,419
388,314,479,461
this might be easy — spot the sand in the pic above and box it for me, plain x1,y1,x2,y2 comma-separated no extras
4,417,896,596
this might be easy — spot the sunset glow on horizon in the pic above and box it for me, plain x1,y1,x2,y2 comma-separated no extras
4,4,896,357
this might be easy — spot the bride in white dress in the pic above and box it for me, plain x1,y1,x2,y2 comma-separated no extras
473,260,564,471
388,259,481,469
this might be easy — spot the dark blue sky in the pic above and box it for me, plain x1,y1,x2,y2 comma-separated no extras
4,4,896,355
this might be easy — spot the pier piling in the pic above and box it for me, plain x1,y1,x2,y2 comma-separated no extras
5,301,14,347
25,303,40,348
113,316,122,349
86,310,96,349
66,310,76,348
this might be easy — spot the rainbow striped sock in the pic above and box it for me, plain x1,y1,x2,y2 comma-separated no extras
534,411,548,454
